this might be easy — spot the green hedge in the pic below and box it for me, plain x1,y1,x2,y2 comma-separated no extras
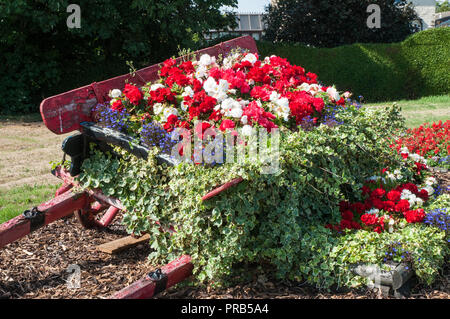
257,28,450,102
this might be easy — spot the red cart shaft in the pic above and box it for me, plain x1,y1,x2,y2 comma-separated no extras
0,190,91,249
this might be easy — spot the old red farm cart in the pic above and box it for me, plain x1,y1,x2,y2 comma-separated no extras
0,36,257,299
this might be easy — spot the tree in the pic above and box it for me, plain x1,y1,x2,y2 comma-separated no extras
0,0,237,114
437,0,450,13
263,0,418,47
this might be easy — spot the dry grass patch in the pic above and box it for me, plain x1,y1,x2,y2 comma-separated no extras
0,121,69,189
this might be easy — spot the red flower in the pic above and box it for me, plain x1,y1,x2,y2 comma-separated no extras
371,198,385,210
418,189,429,201
219,119,235,131
394,199,410,213
163,114,179,132
195,122,212,139
110,99,124,112
341,210,354,221
370,188,385,199
361,214,378,226
403,209,426,223
387,190,401,202
350,202,365,215
339,201,351,212
123,84,143,105
383,200,395,212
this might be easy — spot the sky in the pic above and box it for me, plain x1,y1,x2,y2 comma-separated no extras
226,0,271,13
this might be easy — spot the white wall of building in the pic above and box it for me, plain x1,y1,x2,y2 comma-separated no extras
409,0,436,29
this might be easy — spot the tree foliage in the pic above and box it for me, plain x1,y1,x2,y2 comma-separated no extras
263,0,419,47
437,0,450,13
0,0,237,114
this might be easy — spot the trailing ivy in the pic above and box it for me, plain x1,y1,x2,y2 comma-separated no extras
77,104,447,287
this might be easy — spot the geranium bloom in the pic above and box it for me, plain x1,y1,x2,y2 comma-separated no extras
403,209,426,223
394,199,410,213
387,190,401,202
123,84,143,105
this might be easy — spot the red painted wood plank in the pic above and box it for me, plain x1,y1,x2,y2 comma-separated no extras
201,177,244,201
41,36,258,135
0,191,89,249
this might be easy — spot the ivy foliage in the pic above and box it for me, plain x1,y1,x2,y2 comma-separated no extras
78,104,448,288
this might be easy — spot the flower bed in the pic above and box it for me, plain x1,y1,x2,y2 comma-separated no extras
392,120,450,169
77,50,448,291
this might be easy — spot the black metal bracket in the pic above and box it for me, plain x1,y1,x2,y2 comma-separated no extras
58,122,181,177
148,268,168,296
23,207,45,232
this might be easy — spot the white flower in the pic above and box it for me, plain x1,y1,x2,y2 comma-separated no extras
150,83,165,91
415,197,424,207
203,77,217,92
401,189,413,199
409,153,421,162
241,115,248,125
343,91,352,99
387,173,396,181
181,101,188,112
407,194,417,206
298,83,310,92
239,99,250,107
161,107,178,122
242,125,253,136
422,185,434,195
230,107,243,119
269,91,280,102
241,53,257,64
203,77,229,102
195,65,208,79
388,219,395,233
277,97,289,109
326,87,340,101
367,208,379,216
153,103,164,115
182,86,194,98
199,54,215,66
218,79,229,92
109,89,122,98
425,177,437,186
400,147,409,154
308,84,321,96
221,98,241,117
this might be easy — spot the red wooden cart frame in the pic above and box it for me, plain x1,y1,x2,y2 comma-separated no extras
1,36,257,298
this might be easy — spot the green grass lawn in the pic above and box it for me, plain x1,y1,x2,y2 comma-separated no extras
366,95,450,128
0,184,59,224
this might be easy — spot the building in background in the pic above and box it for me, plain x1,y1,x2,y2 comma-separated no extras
206,12,267,41
410,0,436,30
209,1,442,40
434,10,450,27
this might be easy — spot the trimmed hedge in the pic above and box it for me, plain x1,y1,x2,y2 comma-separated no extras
257,28,450,102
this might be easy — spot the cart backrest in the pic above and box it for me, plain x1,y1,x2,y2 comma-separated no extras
40,36,258,135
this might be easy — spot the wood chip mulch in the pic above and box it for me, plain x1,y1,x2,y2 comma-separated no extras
0,170,449,299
